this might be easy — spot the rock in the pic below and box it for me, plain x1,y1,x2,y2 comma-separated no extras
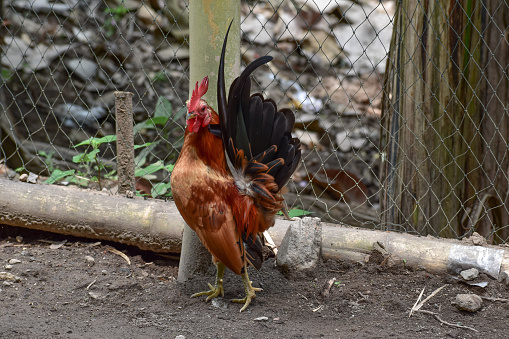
53,103,107,129
137,4,170,31
15,236,23,243
211,298,228,310
455,294,482,312
64,58,98,81
0,272,21,282
4,265,13,270
156,46,190,61
11,0,72,15
253,316,269,321
497,270,509,285
85,256,95,267
27,172,38,184
462,232,488,246
276,217,322,278
101,270,108,275
8,259,21,265
294,129,320,148
175,335,186,339
19,173,28,182
88,291,105,300
460,268,479,281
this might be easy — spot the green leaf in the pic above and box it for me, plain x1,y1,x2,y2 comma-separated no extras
277,208,313,218
134,141,160,168
66,176,89,187
75,135,117,148
133,117,169,135
152,182,171,197
173,106,187,121
154,96,172,118
73,149,100,163
44,169,76,184
135,160,165,177
134,142,153,150
288,208,313,217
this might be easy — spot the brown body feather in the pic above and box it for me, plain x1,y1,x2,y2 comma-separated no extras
171,111,282,275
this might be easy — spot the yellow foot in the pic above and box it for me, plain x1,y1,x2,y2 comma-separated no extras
232,269,263,312
232,285,262,312
191,281,224,302
191,262,225,302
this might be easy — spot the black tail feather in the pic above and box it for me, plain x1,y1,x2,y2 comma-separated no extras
218,22,302,191
242,232,264,270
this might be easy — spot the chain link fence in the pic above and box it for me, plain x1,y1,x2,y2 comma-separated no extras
1,0,508,243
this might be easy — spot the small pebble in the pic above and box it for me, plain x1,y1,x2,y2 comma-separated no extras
460,268,479,281
455,294,482,312
15,236,23,243
254,316,269,321
211,298,228,310
19,174,28,182
175,335,186,339
101,270,107,275
0,272,21,282
4,265,13,270
498,270,509,285
27,172,39,183
8,259,21,265
85,256,95,267
88,291,103,300
3,281,13,286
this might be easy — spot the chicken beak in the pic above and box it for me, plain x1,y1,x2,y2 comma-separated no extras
186,112,197,120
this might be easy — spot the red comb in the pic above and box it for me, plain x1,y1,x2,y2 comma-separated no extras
188,76,209,112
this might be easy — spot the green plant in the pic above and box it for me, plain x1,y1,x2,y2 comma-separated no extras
151,70,167,83
132,96,185,197
73,135,118,190
41,97,183,196
134,96,186,152
135,161,174,198
102,5,130,37
1,69,14,81
39,150,56,172
277,208,313,218
39,150,77,185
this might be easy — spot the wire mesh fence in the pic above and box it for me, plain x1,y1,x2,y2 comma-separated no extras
1,0,508,243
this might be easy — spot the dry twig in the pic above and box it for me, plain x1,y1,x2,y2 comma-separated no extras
480,296,509,302
108,248,131,265
86,279,97,290
263,230,278,255
409,285,447,317
416,310,478,333
321,277,336,299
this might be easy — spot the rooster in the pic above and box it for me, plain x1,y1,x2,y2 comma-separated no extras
171,23,301,312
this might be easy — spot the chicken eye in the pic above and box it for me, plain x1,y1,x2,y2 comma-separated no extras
201,107,206,112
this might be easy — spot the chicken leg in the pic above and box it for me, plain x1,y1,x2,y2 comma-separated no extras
232,268,262,312
191,261,225,301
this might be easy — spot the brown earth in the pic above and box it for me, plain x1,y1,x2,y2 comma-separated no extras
0,225,508,339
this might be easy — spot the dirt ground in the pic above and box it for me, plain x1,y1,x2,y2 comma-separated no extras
0,225,508,339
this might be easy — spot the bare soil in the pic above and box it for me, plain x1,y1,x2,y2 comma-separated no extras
0,225,508,339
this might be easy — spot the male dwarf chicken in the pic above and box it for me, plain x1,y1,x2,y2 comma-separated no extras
171,23,301,311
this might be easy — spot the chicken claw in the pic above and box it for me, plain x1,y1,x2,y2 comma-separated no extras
191,281,224,301
232,269,262,312
191,262,225,302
